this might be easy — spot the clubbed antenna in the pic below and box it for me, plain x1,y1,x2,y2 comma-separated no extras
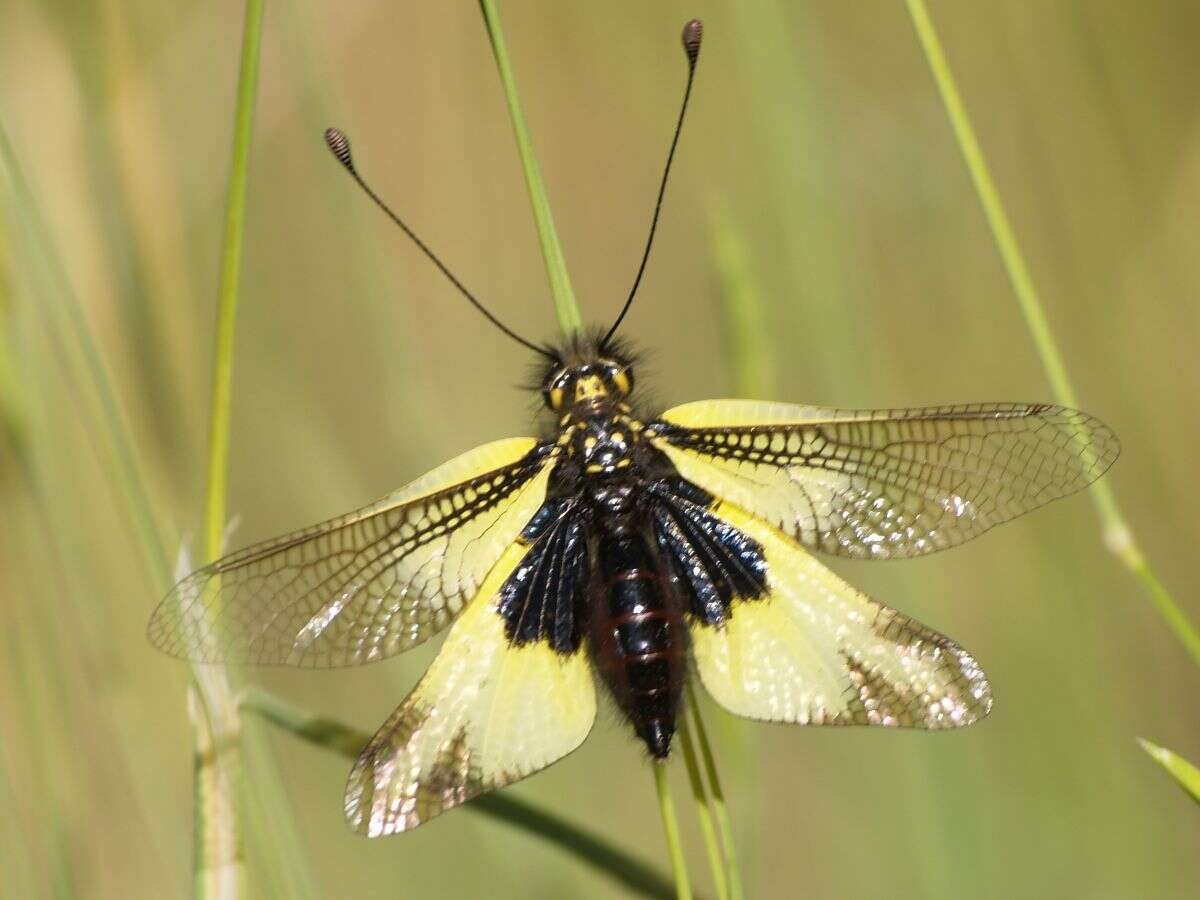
323,127,553,359
603,18,704,346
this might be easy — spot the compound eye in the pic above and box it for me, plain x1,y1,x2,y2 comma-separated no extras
543,372,570,410
610,364,633,396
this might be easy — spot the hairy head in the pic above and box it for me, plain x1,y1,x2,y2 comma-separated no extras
538,329,639,413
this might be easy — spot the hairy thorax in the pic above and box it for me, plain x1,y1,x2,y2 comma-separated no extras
558,401,653,477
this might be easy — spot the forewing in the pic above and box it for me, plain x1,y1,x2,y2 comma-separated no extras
654,399,1118,559
345,542,596,835
690,502,992,728
148,438,554,667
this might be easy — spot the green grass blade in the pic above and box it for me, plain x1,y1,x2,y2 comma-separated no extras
652,761,693,900
686,694,743,900
477,0,583,337
240,690,685,900
190,679,242,899
192,3,277,898
903,0,1200,667
205,0,265,564
1138,739,1200,805
678,715,728,900
194,0,267,892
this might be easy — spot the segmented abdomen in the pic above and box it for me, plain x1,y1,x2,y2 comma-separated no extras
588,524,685,758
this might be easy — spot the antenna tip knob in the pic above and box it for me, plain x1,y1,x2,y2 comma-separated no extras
681,18,703,63
324,127,356,173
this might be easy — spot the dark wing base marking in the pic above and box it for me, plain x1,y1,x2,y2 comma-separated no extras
649,480,768,626
498,502,589,653
494,474,771,655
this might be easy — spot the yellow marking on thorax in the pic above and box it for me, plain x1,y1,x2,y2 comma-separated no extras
618,414,648,436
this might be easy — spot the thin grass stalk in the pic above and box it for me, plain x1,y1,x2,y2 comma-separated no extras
677,715,728,900
239,689,684,900
190,680,241,900
192,2,266,896
686,694,743,900
902,0,1200,666
477,0,583,336
653,763,694,900
204,0,265,564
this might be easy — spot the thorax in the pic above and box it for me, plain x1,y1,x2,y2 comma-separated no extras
556,402,649,478
552,402,657,526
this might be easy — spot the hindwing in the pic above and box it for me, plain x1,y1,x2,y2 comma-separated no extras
688,502,992,729
497,502,589,653
345,541,597,835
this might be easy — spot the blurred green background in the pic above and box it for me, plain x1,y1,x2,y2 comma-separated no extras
2,1,1199,897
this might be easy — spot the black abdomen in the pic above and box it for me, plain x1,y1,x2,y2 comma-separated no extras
588,523,686,758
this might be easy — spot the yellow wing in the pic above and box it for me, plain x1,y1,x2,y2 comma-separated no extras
148,438,553,667
653,400,1117,559
345,542,596,835
690,502,991,728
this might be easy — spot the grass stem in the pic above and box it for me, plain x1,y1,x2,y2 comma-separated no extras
678,714,728,900
903,0,1200,666
477,0,583,337
204,0,265,564
687,694,744,900
653,762,693,900
193,2,266,897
